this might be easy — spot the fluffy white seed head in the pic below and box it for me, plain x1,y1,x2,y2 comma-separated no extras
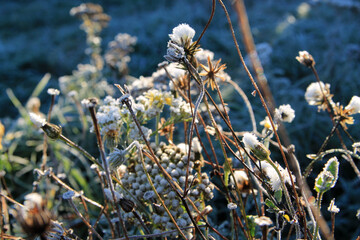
345,96,360,114
274,104,295,123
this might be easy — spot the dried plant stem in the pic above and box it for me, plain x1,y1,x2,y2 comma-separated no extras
313,192,324,240
93,167,116,238
114,225,207,240
217,1,304,235
88,105,128,239
58,134,99,167
311,66,360,179
182,57,205,195
41,94,56,171
202,96,250,238
68,198,103,240
225,79,257,132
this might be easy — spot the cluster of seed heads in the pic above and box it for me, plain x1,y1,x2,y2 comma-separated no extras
120,141,214,238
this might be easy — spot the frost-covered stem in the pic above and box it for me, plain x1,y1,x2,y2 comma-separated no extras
313,192,324,240
41,95,56,171
88,105,128,239
202,97,250,238
68,198,103,240
217,1,303,224
304,120,341,178
133,141,187,240
155,112,160,146
71,96,89,137
58,134,99,168
225,79,257,132
182,57,205,195
275,212,281,240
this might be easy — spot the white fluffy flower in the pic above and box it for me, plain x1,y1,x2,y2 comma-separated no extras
169,23,195,46
243,132,260,150
305,82,331,106
29,112,46,128
345,96,360,114
274,104,295,123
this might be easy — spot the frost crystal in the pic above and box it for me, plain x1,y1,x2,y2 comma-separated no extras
29,112,46,128
169,23,195,46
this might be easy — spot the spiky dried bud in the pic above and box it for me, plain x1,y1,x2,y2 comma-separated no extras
41,123,62,140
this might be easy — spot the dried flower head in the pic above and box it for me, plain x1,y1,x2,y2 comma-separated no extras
199,57,227,90
260,161,296,191
345,96,360,115
274,104,295,123
333,103,354,130
296,50,315,67
305,81,333,111
81,98,99,108
16,193,52,238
